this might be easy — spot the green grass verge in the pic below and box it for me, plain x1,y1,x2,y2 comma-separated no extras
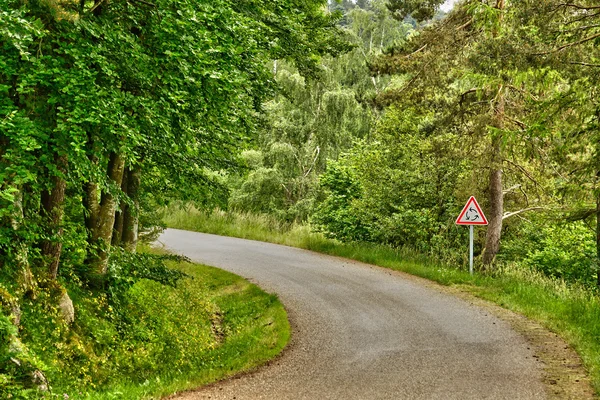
164,205,600,395
84,249,290,399
4,247,289,399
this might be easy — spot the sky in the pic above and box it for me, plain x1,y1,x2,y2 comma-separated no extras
440,0,458,12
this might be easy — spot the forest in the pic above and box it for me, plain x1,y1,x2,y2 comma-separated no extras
229,0,600,288
1,0,600,397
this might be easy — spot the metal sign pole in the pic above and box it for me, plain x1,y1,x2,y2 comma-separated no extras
469,225,474,275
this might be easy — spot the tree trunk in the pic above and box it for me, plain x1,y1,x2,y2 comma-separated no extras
483,91,505,268
112,168,128,246
40,154,68,279
10,188,35,293
122,165,141,252
83,151,100,239
84,181,100,235
595,123,600,287
2,136,34,294
596,190,599,287
87,152,126,277
483,161,503,267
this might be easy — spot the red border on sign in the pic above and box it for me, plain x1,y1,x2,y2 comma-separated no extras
456,196,488,225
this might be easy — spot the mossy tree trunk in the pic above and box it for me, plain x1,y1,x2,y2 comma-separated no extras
10,188,34,293
122,165,141,252
86,152,126,278
596,189,599,287
112,168,128,246
40,154,68,279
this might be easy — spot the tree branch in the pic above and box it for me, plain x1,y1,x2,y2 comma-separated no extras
88,0,107,14
502,207,545,220
460,88,479,97
565,11,600,26
570,61,600,67
386,59,433,99
303,146,320,178
502,184,521,195
503,114,527,129
506,84,539,101
456,18,473,31
407,44,428,58
459,88,480,108
558,3,600,10
558,23,600,32
534,32,600,55
503,159,542,188
566,207,596,221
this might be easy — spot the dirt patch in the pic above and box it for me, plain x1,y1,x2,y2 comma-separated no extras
210,310,226,343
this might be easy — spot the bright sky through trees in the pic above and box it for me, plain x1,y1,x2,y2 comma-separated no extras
440,0,456,12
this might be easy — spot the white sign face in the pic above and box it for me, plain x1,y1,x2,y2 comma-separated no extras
456,196,488,225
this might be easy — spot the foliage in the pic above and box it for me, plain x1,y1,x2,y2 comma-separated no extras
0,311,37,400
1,0,342,394
310,0,600,280
105,249,189,305
312,159,370,242
4,0,600,395
0,250,289,399
228,0,412,222
386,0,445,22
313,105,471,263
162,203,311,247
0,0,348,272
502,218,597,285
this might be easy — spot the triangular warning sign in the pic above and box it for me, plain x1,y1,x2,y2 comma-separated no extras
456,196,488,225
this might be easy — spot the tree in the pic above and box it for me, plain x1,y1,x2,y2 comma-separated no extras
519,0,600,285
229,1,411,221
365,0,577,269
387,0,446,21
1,0,347,290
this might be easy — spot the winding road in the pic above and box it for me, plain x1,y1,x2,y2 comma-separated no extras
159,228,546,399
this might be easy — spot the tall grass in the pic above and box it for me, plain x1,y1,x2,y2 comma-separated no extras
163,205,600,395
163,204,316,247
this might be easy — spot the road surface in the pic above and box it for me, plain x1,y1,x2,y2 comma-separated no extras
158,229,546,399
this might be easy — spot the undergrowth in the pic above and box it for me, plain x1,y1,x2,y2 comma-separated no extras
163,204,600,395
0,244,289,399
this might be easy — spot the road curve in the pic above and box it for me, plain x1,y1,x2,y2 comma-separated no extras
159,229,546,400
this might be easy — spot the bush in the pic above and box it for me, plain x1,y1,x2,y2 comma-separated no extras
502,219,597,285
0,311,42,399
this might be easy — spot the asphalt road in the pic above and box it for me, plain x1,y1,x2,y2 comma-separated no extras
158,229,546,400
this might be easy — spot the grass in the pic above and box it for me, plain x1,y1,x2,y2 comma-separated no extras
90,249,290,399
164,204,600,396
88,248,290,399
4,246,289,399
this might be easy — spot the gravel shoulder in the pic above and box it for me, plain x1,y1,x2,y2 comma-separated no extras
158,229,593,400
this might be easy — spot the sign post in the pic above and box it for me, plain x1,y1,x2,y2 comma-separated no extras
469,225,474,275
455,196,488,275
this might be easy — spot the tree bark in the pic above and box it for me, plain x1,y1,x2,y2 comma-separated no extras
483,159,503,267
87,152,126,277
122,165,141,252
112,168,128,246
483,91,505,268
83,151,100,239
10,188,35,293
40,154,68,279
596,189,599,287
